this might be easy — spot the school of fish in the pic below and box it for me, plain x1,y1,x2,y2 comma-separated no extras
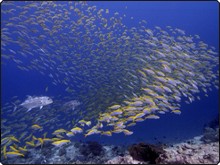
1,1,219,159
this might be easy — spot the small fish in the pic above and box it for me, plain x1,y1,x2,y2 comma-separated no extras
52,129,67,135
52,138,61,141
112,128,123,133
85,121,91,126
127,122,136,127
9,136,20,143
129,101,143,107
85,129,101,137
133,112,146,121
78,120,91,127
171,110,181,115
3,145,7,159
110,109,123,116
9,146,19,152
18,146,28,152
37,138,44,148
52,140,70,147
31,124,42,130
123,129,133,135
109,104,121,110
145,114,160,119
5,151,24,158
71,127,83,134
66,132,74,137
63,100,81,110
25,141,35,147
101,131,112,136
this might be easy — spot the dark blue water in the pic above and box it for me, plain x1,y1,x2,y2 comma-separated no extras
1,1,219,145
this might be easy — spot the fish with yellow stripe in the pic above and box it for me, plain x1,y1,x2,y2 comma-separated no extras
52,139,71,147
5,151,25,158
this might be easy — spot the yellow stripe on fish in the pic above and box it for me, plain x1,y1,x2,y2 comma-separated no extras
9,136,20,143
101,131,112,136
52,129,67,135
25,141,35,147
171,110,181,115
52,139,70,147
31,124,42,130
123,129,133,135
9,146,19,152
5,151,24,158
70,127,83,134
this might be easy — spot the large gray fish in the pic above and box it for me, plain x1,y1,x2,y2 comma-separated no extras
14,96,53,112
63,100,81,110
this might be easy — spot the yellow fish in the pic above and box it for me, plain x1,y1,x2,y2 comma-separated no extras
66,132,74,137
84,129,100,137
52,140,70,147
3,145,7,159
5,151,24,158
101,131,112,136
25,141,35,147
9,146,19,152
123,129,133,135
171,110,181,115
71,127,83,134
10,136,20,143
52,129,67,135
31,124,42,130
18,146,27,152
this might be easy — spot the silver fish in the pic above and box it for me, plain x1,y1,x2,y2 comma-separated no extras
14,96,53,112
63,100,81,110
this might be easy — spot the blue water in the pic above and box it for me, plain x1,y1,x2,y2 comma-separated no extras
1,1,219,146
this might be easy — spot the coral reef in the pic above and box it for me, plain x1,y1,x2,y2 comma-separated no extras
79,141,104,157
128,142,164,163
155,125,219,164
105,155,146,164
201,127,219,143
156,137,219,164
1,125,219,164
201,116,219,143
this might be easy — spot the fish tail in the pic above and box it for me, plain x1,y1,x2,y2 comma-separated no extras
12,102,17,112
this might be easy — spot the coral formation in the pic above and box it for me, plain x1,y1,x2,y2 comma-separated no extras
156,137,219,164
105,155,146,164
155,117,219,164
201,116,219,143
128,142,164,163
79,141,104,157
1,126,219,164
201,127,219,143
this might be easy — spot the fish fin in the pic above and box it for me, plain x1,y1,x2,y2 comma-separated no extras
40,106,43,110
27,108,32,112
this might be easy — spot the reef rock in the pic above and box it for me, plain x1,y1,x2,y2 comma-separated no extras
156,140,219,164
105,155,146,164
79,141,104,157
201,127,219,143
128,142,164,163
